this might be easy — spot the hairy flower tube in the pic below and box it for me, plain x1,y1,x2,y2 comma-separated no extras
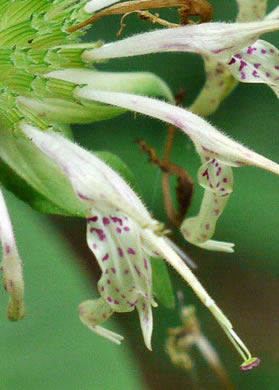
86,6,279,116
22,123,259,366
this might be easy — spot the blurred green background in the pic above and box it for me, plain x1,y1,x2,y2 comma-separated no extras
1,1,279,389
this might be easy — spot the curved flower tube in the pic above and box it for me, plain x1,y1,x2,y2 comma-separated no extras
22,122,259,365
73,88,279,251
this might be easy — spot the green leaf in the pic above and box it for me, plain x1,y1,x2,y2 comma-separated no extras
151,257,175,309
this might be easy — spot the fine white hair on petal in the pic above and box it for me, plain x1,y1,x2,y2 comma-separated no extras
84,0,120,14
83,20,279,62
75,88,279,175
20,123,153,227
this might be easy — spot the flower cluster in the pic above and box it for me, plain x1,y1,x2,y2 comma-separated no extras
0,0,278,370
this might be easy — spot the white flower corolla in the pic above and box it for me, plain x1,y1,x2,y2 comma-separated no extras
0,189,24,321
21,123,259,366
84,15,279,114
72,88,279,252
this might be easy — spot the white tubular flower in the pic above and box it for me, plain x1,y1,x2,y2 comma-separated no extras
84,16,279,114
22,123,259,366
73,88,279,252
0,189,24,321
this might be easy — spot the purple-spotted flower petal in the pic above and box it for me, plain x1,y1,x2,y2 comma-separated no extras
227,40,279,97
21,124,260,364
74,88,279,251
0,189,24,321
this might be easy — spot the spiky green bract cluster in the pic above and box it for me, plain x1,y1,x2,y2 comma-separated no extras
0,0,103,131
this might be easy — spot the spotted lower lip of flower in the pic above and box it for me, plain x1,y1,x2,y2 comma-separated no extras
21,124,259,366
73,88,279,252
0,189,24,321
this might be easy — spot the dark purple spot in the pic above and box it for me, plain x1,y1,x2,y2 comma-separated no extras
90,228,106,241
239,60,248,72
266,72,271,78
216,68,223,74
252,70,259,78
101,286,105,292
223,178,228,183
107,279,111,285
118,247,124,257
241,72,246,80
10,280,14,288
5,245,11,254
127,248,136,255
247,46,257,55
216,182,220,188
124,226,130,232
202,168,209,179
214,209,220,216
110,216,123,225
144,259,148,270
134,265,141,277
228,57,236,65
121,294,126,299
88,216,98,222
275,65,279,70
78,192,90,200
105,269,109,274
102,217,110,225
114,300,119,305
111,267,116,274
93,243,97,249
124,269,129,275
115,288,120,292
116,227,122,234
205,224,210,231
270,49,275,54
235,54,242,59
102,253,109,262
261,49,267,54
216,167,222,176
107,297,112,303
102,313,107,319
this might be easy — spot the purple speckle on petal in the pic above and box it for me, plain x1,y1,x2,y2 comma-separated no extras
116,227,122,234
252,70,259,78
114,300,119,305
124,226,130,232
88,216,98,222
261,49,267,54
247,46,257,55
266,72,271,78
228,57,236,65
275,65,279,70
118,247,124,257
254,63,261,69
127,248,136,255
5,245,11,254
102,253,109,262
205,224,210,231
241,72,246,80
107,279,111,285
102,217,110,225
216,167,222,176
107,297,112,303
111,267,116,274
134,265,142,277
223,178,228,183
239,60,247,72
144,259,148,270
